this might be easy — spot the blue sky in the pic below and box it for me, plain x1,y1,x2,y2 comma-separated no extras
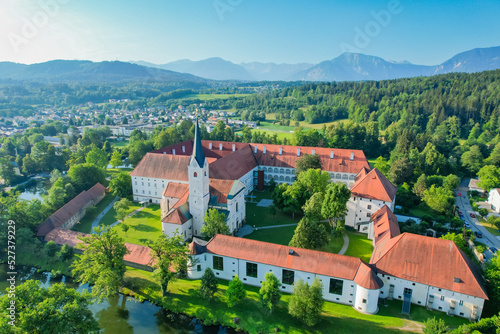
1,0,499,65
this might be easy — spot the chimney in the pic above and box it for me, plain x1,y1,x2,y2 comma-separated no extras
182,145,185,153
330,151,334,159
172,149,176,155
279,147,283,155
297,148,300,157
232,144,235,152
263,146,267,154
209,142,212,149
350,152,354,161
254,145,257,153
312,149,315,155
219,143,223,151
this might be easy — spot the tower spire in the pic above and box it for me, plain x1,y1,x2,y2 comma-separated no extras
192,118,205,168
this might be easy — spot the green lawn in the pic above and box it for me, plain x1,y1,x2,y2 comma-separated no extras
265,113,349,130
477,216,500,236
185,93,250,100
245,202,300,227
244,225,297,245
236,128,294,141
248,187,275,202
109,139,129,148
106,167,133,179
72,193,116,233
113,204,162,246
320,234,345,254
123,267,466,334
344,232,373,262
100,202,143,226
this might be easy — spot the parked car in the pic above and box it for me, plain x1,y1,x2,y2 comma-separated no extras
489,247,498,253
470,213,476,218
458,211,463,215
460,215,465,219
458,192,462,197
464,223,471,228
475,231,483,238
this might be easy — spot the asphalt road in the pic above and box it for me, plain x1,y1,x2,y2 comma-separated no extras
457,179,500,261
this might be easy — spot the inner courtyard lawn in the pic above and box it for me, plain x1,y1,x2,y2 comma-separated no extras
343,232,373,262
123,267,467,334
243,225,297,245
113,204,162,246
245,203,301,228
72,193,116,233
99,202,143,226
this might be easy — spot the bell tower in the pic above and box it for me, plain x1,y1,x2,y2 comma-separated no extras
188,119,210,236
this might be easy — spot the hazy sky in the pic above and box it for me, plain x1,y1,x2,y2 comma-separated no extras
1,0,499,65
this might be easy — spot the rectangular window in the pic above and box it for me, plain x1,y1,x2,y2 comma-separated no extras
246,262,257,278
459,300,464,306
213,256,224,271
440,296,445,301
197,265,201,272
362,299,367,304
366,213,371,217
329,279,343,295
282,269,294,285
367,205,372,210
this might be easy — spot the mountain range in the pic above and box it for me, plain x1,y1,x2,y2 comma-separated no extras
0,46,499,83
134,46,500,81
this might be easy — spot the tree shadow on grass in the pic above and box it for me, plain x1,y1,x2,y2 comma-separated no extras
133,223,159,232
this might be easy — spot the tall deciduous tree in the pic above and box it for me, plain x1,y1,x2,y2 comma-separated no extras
461,145,484,174
288,278,324,326
321,182,351,231
478,165,500,192
443,174,460,192
0,280,99,333
109,150,123,168
67,163,106,193
201,208,230,239
85,144,108,169
226,275,246,307
200,267,218,301
302,192,325,221
149,233,191,296
114,198,132,223
259,272,282,314
423,185,455,215
296,154,322,175
289,217,328,250
110,172,132,199
72,226,129,301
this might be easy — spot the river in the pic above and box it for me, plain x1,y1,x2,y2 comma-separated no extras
0,265,236,333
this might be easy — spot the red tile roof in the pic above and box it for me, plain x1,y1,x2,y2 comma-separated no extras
350,168,396,202
37,183,106,237
161,208,189,225
370,233,488,299
371,205,400,245
208,145,258,180
130,153,190,181
162,182,189,198
209,179,235,204
206,235,381,290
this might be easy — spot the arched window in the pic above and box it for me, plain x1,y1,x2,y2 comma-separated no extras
280,168,284,174
285,176,290,182
279,175,285,181
342,174,348,180
349,175,355,180
336,173,341,179
274,167,279,173
194,172,197,177
204,171,207,176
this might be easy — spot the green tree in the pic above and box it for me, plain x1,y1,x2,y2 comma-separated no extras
422,185,455,215
22,154,38,175
440,232,467,252
423,317,449,334
478,208,489,218
0,280,99,334
120,223,129,235
461,145,483,174
289,217,328,250
200,267,218,301
67,163,106,193
114,198,132,223
60,244,74,261
44,240,58,257
149,233,191,296
201,208,230,239
389,158,414,185
0,157,16,186
269,204,277,218
296,154,322,175
321,182,351,231
109,172,132,199
259,272,282,314
109,150,123,168
85,144,108,169
302,192,325,221
47,183,67,210
226,275,246,307
443,174,460,191
373,156,390,176
49,169,62,184
288,278,324,327
413,174,428,197
478,165,500,192
72,226,130,301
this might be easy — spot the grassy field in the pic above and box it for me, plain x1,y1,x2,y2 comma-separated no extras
72,193,116,233
113,204,162,246
106,167,133,179
109,139,129,148
245,202,300,228
236,128,294,141
320,234,345,254
477,216,500,236
123,267,467,334
244,225,297,245
100,202,143,226
184,93,250,100
265,113,349,130
344,232,373,262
